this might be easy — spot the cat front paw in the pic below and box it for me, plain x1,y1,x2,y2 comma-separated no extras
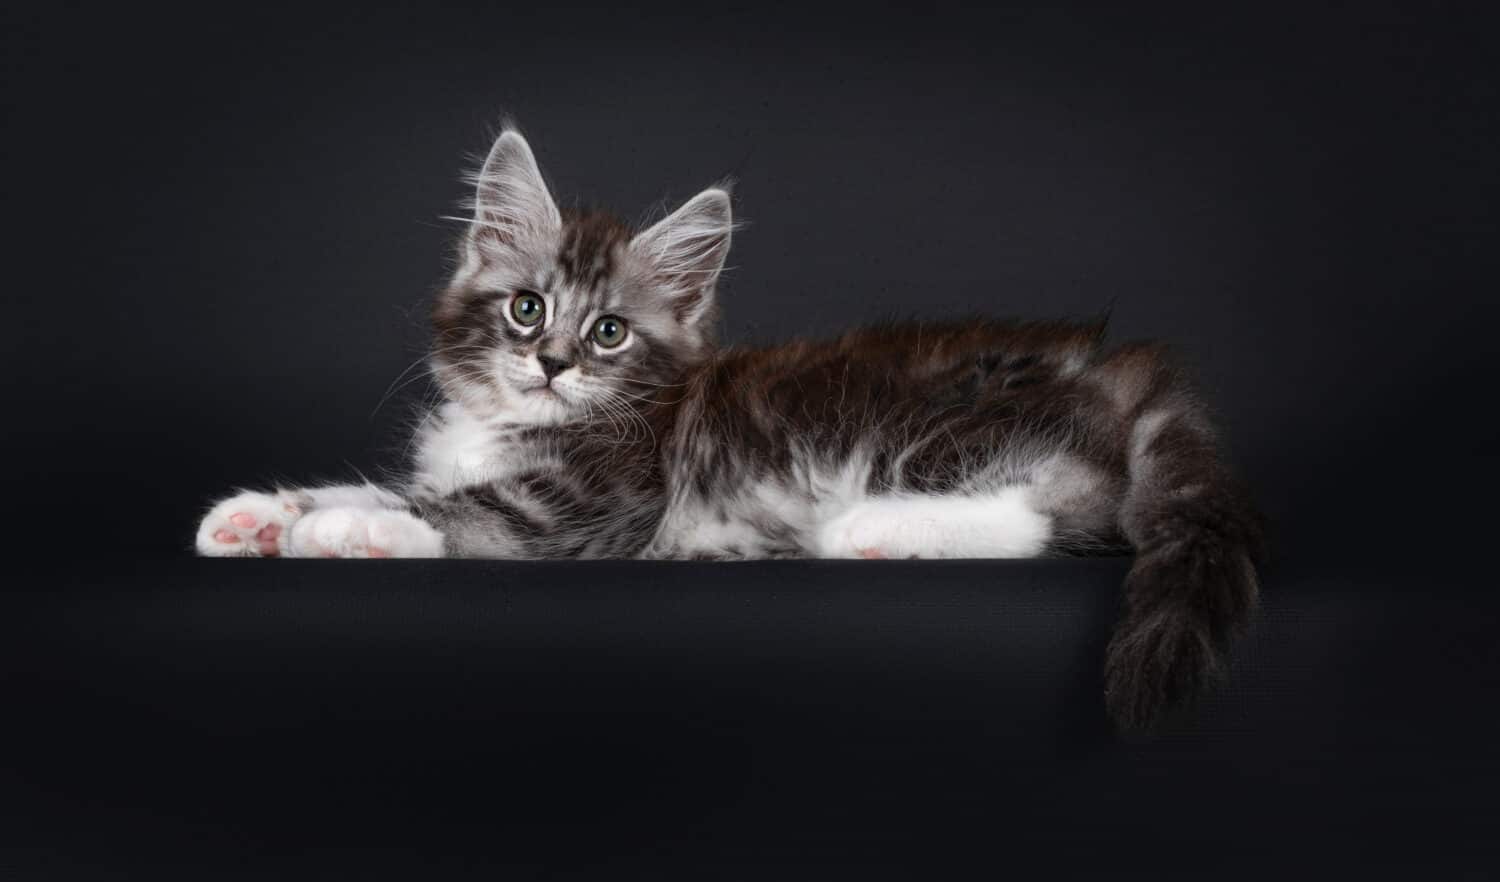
287,507,444,559
196,490,305,557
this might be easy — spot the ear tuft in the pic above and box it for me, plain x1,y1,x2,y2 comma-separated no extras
630,187,734,325
469,129,561,251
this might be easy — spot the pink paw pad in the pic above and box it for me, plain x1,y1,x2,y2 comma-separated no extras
229,512,258,529
256,524,282,556
214,530,241,544
858,547,888,560
367,547,390,558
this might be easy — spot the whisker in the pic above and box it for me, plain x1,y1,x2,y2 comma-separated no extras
590,374,688,389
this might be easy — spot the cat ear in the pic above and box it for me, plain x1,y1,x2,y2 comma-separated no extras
468,129,561,254
630,187,733,325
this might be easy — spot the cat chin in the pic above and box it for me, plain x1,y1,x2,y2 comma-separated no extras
494,383,579,426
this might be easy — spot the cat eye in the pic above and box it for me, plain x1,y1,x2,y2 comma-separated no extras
510,291,545,327
591,315,629,348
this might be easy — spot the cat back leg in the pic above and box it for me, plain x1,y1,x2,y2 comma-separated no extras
816,489,1053,559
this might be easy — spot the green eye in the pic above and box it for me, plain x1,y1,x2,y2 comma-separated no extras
591,315,629,348
510,292,545,326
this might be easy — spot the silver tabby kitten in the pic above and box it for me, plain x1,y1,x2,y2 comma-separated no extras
198,128,1263,729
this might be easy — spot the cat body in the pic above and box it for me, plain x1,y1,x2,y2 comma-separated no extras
196,128,1262,728
407,318,1119,562
643,319,1124,562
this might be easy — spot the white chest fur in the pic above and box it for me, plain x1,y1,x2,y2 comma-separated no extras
412,402,528,496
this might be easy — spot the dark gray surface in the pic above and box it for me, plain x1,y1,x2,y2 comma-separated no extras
4,556,1498,878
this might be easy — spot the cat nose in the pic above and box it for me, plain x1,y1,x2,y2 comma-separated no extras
537,353,573,380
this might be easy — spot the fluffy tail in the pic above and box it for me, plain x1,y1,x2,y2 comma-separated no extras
1101,348,1265,731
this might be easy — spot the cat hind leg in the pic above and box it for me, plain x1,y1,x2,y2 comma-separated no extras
816,489,1052,559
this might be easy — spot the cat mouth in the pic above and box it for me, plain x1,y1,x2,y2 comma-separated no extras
521,383,566,401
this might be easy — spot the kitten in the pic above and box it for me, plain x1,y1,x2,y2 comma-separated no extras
197,128,1263,729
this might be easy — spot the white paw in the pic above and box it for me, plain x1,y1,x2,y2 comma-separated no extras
818,500,936,560
816,491,1053,560
288,507,444,559
197,490,305,557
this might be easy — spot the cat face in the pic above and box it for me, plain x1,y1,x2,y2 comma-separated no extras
431,130,732,425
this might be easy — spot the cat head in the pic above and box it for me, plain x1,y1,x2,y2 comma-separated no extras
431,129,733,425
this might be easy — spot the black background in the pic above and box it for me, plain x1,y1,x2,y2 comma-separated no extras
4,2,1498,879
